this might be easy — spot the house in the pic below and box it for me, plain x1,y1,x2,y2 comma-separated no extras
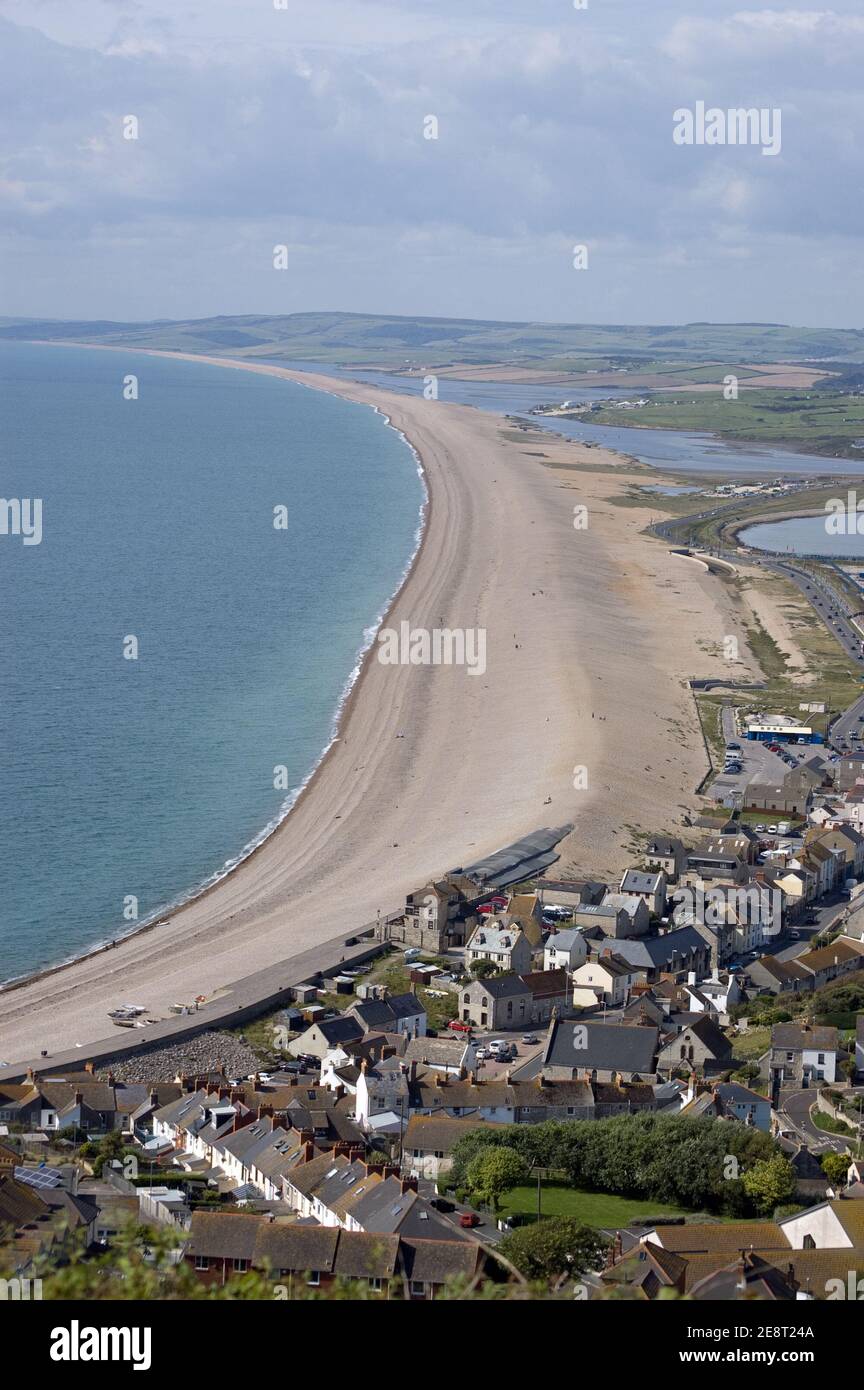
571,953,639,1008
542,927,587,973
537,878,606,910
769,1022,840,1086
541,1017,660,1083
506,893,546,948
459,975,532,1032
464,921,533,975
619,869,667,917
349,992,427,1038
683,971,742,1020
572,897,649,939
745,953,814,997
656,1015,733,1076
678,1077,772,1132
600,925,710,984
520,968,569,1023
795,936,864,991
644,835,686,882
402,1115,508,1181
401,1035,477,1076
288,1016,364,1060
814,826,864,879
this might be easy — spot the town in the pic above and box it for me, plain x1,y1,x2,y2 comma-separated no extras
4,763,864,1303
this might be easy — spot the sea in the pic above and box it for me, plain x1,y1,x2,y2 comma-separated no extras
4,342,863,983
0,343,425,981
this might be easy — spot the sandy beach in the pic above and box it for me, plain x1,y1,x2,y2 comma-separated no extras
0,358,758,1064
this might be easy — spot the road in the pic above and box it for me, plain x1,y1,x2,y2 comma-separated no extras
653,505,864,754
777,1088,854,1155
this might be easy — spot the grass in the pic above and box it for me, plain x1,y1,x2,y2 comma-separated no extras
497,1183,694,1227
585,390,864,461
728,1025,772,1062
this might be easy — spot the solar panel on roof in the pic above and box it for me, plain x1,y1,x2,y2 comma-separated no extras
14,1165,63,1190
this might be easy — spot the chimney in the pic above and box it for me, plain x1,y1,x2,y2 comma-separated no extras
299,1129,314,1146
409,1060,418,1082
302,1141,315,1162
383,1165,400,1180
401,1177,418,1195
73,1091,83,1105
149,1090,159,1107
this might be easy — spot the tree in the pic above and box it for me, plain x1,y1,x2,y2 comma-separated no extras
470,958,501,979
821,1152,850,1188
466,1146,528,1210
499,1218,607,1282
741,1155,796,1216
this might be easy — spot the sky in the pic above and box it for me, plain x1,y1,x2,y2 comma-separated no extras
1,0,863,327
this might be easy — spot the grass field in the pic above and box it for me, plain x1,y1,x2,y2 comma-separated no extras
586,391,864,459
497,1183,694,1227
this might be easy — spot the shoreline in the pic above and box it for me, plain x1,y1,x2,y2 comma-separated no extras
2,347,432,995
0,351,748,1064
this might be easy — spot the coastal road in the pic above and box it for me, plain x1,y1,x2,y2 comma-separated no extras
777,1088,852,1155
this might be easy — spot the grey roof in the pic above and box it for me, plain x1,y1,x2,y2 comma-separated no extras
352,993,425,1030
460,825,573,890
604,926,707,970
544,929,584,954
470,974,529,1000
313,1017,365,1044
543,1020,660,1075
620,870,663,894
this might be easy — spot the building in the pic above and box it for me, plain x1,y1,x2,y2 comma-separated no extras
678,1078,772,1132
656,1015,734,1076
348,992,427,1038
571,953,639,1008
459,975,532,1032
542,927,587,973
600,925,710,984
619,869,667,917
464,921,533,975
288,1016,364,1060
769,1022,839,1086
644,835,687,882
572,898,650,939
541,1017,660,1083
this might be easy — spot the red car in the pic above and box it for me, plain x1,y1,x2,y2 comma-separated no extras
448,1019,472,1034
459,1212,481,1228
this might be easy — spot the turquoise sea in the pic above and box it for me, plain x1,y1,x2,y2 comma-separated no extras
0,344,424,981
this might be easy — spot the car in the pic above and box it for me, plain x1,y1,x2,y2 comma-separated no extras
474,1047,487,1060
768,824,778,833
459,1213,482,1228
487,1039,506,1054
755,824,766,832
788,931,800,941
430,1197,455,1213
726,741,742,750
521,1034,539,1045
448,1019,472,1034
804,912,819,925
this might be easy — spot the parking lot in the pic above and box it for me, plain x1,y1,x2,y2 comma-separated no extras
708,706,833,804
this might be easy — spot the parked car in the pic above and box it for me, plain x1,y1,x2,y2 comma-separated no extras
768,824,778,833
459,1212,482,1228
755,824,766,832
448,1019,472,1034
521,1034,539,1045
430,1198,454,1213
474,1047,487,1060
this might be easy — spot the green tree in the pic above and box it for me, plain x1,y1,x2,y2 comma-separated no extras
470,958,501,979
499,1217,606,1281
741,1155,796,1215
821,1152,850,1187
466,1146,528,1210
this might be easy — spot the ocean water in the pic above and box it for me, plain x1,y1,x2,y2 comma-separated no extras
283,361,864,478
741,513,864,558
0,344,424,981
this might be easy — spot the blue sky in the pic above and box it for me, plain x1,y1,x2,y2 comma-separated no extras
1,0,863,326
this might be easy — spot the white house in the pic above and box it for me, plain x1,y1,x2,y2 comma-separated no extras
571,953,638,1008
543,928,587,973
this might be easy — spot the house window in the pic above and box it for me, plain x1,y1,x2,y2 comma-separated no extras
233,1259,249,1273
307,1271,320,1287
369,1277,383,1292
194,1256,210,1271
818,1054,825,1064
411,1280,426,1297
463,994,470,1004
